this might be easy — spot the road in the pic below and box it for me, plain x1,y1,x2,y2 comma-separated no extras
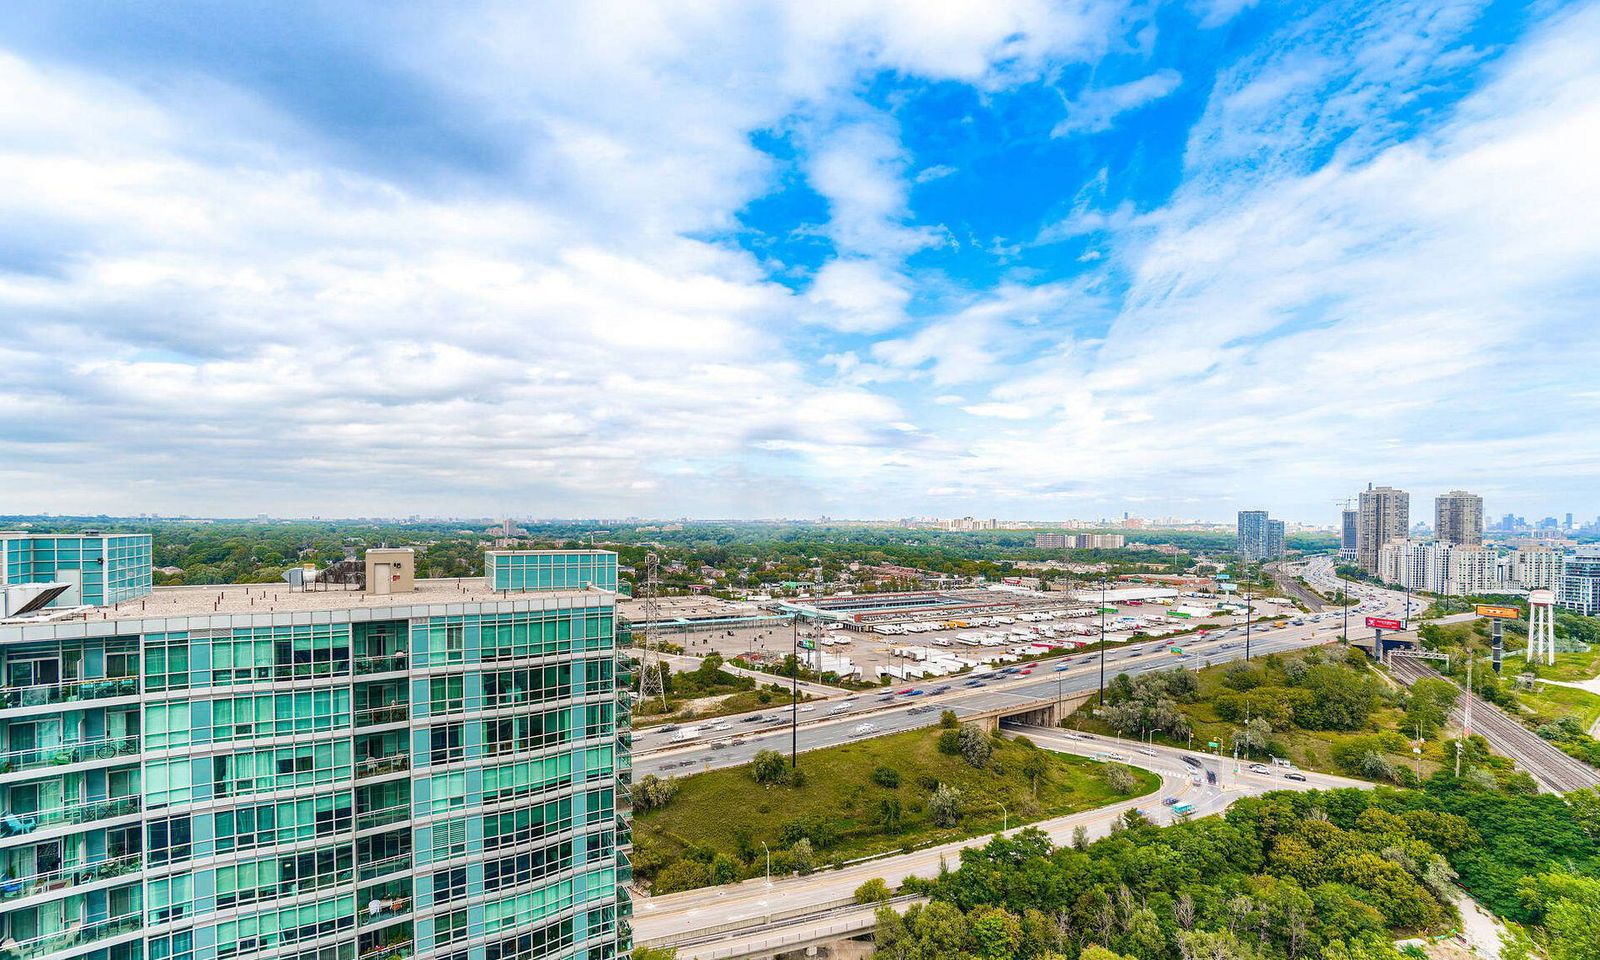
634,724,1369,956
658,652,849,698
632,573,1416,781
1388,656,1600,793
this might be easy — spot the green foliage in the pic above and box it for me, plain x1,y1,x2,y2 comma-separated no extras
631,946,678,960
872,785,1600,960
871,765,901,788
938,728,962,755
750,749,788,784
940,709,960,729
629,774,679,812
958,724,993,768
854,877,893,904
929,783,962,827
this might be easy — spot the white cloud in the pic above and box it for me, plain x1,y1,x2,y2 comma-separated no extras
1052,69,1183,137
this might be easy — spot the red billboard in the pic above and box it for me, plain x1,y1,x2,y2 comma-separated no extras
1365,617,1403,630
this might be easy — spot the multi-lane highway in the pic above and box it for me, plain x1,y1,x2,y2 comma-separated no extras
633,569,1414,780
635,724,1369,957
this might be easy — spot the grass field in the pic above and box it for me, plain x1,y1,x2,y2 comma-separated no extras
634,725,1158,891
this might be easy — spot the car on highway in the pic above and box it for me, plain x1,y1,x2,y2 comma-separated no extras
905,689,924,696
933,684,952,694
1138,748,1157,757
1248,763,1270,773
710,742,726,750
1180,756,1201,767
1019,669,1033,675
797,706,814,713
852,722,878,735
1162,797,1180,806
1284,772,1307,782
661,724,680,732
1053,665,1070,672
963,679,983,687
895,688,914,695
711,722,731,730
1206,770,1217,783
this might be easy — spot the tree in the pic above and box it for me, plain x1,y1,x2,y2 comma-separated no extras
631,946,678,960
959,724,993,768
750,749,787,784
969,905,1022,960
790,838,815,875
1105,765,1138,794
1022,751,1047,797
875,796,903,833
854,877,892,904
630,774,679,812
871,765,901,788
929,783,963,827
938,728,962,755
940,709,960,729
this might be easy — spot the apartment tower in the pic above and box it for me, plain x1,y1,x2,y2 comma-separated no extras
1434,490,1484,546
0,539,632,960
1356,485,1410,573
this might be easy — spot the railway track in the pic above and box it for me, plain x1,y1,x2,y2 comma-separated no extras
1388,656,1600,794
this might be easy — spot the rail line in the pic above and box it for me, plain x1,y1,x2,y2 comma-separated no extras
1388,657,1600,793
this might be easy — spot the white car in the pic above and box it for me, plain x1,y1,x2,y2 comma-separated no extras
852,722,878,735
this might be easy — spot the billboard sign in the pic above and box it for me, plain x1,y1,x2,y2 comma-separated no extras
1475,604,1520,620
1365,617,1403,630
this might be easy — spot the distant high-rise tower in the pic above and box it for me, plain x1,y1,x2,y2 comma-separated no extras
1434,490,1484,546
1357,485,1410,573
1237,510,1269,562
1236,511,1285,563
1341,509,1359,557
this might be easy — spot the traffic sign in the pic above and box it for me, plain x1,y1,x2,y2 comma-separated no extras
1207,741,1219,748
1476,604,1519,620
1366,617,1403,630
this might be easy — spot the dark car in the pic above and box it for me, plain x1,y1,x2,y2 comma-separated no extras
1284,772,1308,782
1181,756,1202,768
1205,770,1217,784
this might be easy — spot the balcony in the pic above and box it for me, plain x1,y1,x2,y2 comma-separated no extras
2,911,141,960
357,936,412,960
356,801,408,833
354,705,408,727
355,755,409,780
0,679,138,710
1,797,140,835
0,854,141,902
0,737,139,776
357,852,412,883
354,653,409,676
357,880,411,928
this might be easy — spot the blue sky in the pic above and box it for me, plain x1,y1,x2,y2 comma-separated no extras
0,0,1597,523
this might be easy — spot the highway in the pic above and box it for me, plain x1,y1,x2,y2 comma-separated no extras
634,724,1370,957
632,571,1413,781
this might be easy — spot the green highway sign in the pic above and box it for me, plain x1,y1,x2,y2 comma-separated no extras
1208,741,1220,748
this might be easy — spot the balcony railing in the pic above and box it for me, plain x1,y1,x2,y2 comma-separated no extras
0,679,138,709
354,705,408,727
2,911,142,959
0,737,139,775
1,797,140,835
356,801,409,832
355,756,410,780
0,854,142,902
357,852,413,883
354,653,409,676
357,938,412,960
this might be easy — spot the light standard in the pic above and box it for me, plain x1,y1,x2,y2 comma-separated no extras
1098,579,1108,705
790,616,799,769
998,801,1009,833
761,841,771,887
1243,570,1254,661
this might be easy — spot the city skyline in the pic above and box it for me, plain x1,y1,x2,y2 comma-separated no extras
2,3,1599,520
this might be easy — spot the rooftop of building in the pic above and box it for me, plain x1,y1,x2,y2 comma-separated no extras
55,576,614,624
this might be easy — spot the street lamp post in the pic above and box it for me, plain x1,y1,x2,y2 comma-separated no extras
1098,579,1108,705
1244,572,1254,661
761,841,771,887
790,617,799,769
999,801,1009,833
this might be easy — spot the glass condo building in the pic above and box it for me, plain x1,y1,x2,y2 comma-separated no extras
0,547,631,960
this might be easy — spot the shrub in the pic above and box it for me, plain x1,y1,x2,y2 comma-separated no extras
940,709,960,729
929,783,963,827
937,729,962,755
750,750,787,784
871,766,901,788
854,878,893,904
958,725,993,768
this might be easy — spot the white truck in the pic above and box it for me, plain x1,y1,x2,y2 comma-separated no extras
670,726,701,744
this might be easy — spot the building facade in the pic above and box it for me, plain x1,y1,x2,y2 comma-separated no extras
1560,548,1600,616
0,548,630,960
1433,491,1484,546
1510,548,1563,592
1235,512,1284,563
1357,486,1409,574
1,533,153,612
1032,534,1125,550
1340,510,1358,560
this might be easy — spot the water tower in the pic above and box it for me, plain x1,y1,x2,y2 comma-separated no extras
1527,589,1557,665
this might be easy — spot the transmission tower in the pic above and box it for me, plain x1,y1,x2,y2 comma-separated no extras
1528,589,1557,666
636,553,668,708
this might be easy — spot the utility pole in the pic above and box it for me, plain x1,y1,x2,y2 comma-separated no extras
1244,570,1254,661
790,616,799,768
1098,579,1108,705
